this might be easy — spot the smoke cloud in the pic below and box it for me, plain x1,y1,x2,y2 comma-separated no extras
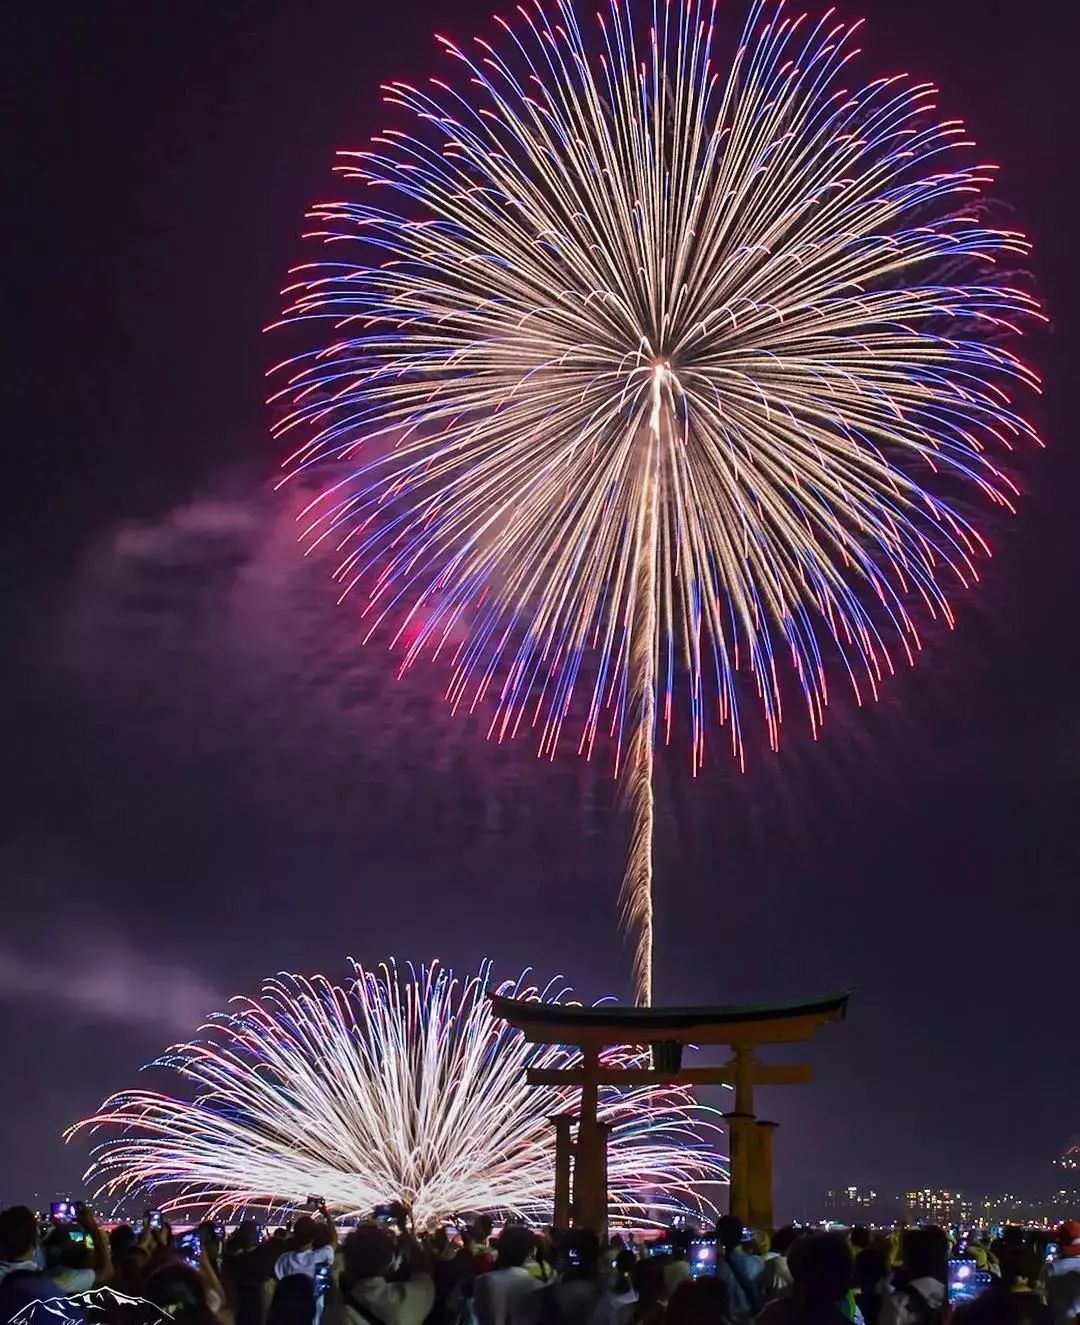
0,927,222,1035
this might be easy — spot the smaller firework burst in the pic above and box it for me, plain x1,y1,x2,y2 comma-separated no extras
68,960,727,1227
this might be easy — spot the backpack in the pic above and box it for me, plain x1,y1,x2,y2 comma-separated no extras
724,1253,764,1320
443,1279,475,1325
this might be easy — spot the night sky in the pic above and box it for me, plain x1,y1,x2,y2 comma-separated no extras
2,0,1077,1215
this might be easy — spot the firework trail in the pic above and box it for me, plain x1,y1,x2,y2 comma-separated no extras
68,961,726,1227
270,0,1042,1003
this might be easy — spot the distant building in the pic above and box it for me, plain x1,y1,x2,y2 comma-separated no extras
812,1177,1080,1230
904,1189,974,1224
823,1186,881,1223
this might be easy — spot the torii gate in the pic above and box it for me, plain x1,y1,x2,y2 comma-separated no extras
490,992,848,1233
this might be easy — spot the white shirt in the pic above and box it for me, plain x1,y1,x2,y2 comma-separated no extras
1046,1257,1080,1325
344,1274,435,1325
51,1267,96,1295
602,1287,637,1325
475,1267,542,1325
276,1245,336,1281
759,1253,793,1302
0,1259,40,1284
878,1277,946,1325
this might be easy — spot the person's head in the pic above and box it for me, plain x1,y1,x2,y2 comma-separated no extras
267,1274,316,1325
716,1215,745,1254
111,1224,138,1259
667,1277,731,1325
670,1231,691,1263
772,1226,801,1259
1056,1221,1080,1259
291,1216,318,1251
113,1245,151,1295
227,1221,261,1254
198,1222,222,1263
997,1245,1041,1293
613,1249,637,1294
470,1215,494,1246
901,1227,949,1284
850,1228,871,1253
788,1232,853,1306
633,1256,669,1307
854,1245,888,1291
146,1263,219,1325
534,1230,553,1267
342,1226,396,1284
495,1225,536,1269
0,1206,39,1262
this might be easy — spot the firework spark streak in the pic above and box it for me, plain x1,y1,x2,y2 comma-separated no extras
68,962,726,1227
269,0,1042,1003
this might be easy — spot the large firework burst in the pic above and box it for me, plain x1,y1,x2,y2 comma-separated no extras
270,0,1042,1002
68,962,726,1227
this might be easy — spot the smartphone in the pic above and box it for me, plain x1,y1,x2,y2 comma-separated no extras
132,1221,145,1238
213,1222,226,1242
690,1243,716,1279
948,1259,991,1304
148,1210,164,1231
1045,1244,1058,1259
68,1229,90,1247
176,1232,202,1265
50,1202,78,1224
313,1263,331,1302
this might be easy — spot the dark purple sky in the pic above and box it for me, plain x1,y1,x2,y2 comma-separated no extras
2,0,1077,1216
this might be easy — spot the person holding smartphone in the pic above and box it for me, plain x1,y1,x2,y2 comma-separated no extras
1044,1222,1080,1325
0,1205,73,1324
274,1203,339,1324
43,1202,113,1294
473,1227,543,1325
341,1225,434,1325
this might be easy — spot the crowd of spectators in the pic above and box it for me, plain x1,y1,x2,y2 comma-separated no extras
1,1200,1078,1325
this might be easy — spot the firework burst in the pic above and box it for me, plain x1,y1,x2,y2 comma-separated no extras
68,961,726,1227
269,0,1042,1002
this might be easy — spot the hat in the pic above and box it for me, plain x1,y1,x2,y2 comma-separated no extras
1056,1221,1080,1256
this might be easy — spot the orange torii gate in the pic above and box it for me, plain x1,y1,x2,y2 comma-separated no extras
490,992,848,1233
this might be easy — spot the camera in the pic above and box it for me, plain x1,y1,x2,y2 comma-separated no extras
50,1201,78,1224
